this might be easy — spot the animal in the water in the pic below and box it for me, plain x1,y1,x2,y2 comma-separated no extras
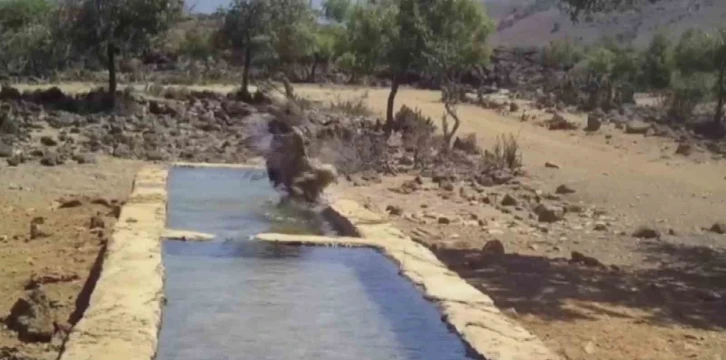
264,121,337,203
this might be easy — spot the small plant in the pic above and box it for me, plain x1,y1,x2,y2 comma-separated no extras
329,95,372,116
145,82,165,97
486,133,522,171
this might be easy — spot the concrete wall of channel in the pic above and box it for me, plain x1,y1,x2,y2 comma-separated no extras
57,163,560,360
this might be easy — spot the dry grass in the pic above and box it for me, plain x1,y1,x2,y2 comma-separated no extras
486,133,523,170
328,95,373,117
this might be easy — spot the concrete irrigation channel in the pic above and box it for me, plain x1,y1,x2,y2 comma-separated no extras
56,164,561,360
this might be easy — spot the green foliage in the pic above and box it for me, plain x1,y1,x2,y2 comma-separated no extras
178,27,216,60
70,0,184,54
0,0,72,76
216,0,270,51
541,39,585,69
642,32,673,90
322,0,352,23
668,72,713,121
426,0,495,75
584,46,615,76
340,1,394,77
267,0,317,66
674,29,716,76
0,0,53,31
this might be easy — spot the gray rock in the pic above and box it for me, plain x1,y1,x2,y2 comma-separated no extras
625,121,651,134
385,205,403,216
501,194,518,206
40,136,57,146
675,143,694,156
534,203,564,223
708,222,726,234
632,226,660,239
555,184,576,194
585,112,602,132
545,162,560,169
113,144,133,158
40,152,61,167
4,288,54,343
73,152,96,164
6,155,22,166
0,141,13,157
482,239,505,255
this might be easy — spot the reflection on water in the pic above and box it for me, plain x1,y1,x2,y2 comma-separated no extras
167,167,327,237
159,167,474,360
158,242,473,360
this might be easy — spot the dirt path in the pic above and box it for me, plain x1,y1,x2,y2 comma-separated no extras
298,85,726,233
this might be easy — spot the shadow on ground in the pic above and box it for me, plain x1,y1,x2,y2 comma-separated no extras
434,238,726,331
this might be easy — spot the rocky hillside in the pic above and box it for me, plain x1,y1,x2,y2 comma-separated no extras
486,0,726,48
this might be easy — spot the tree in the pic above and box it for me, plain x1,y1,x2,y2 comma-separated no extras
673,28,726,125
541,39,585,70
216,0,270,98
426,0,493,146
380,0,493,134
322,0,351,23
309,24,342,81
0,0,54,31
217,0,315,96
642,32,673,91
267,0,317,73
339,1,394,82
711,29,726,125
70,0,183,106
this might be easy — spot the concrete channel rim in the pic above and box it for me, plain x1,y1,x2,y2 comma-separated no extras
58,163,561,360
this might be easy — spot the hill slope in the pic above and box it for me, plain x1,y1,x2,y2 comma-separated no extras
485,0,726,48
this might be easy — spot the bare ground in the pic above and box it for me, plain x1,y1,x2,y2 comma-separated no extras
0,157,142,359
305,84,726,360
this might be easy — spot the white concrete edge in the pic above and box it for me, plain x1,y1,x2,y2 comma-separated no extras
162,228,215,242
171,160,266,170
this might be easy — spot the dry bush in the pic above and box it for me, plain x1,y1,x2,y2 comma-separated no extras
452,132,481,154
144,82,166,97
314,129,391,176
329,95,373,117
485,133,523,171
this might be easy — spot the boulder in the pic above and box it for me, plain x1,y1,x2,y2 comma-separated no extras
534,203,564,223
625,121,651,135
4,289,55,343
632,225,660,239
585,112,602,132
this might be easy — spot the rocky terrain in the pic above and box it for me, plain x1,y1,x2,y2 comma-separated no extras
0,81,724,360
487,0,726,48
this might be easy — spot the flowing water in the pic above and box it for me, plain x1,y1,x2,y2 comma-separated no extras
156,167,474,360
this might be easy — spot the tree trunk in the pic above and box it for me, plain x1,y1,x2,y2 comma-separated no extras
107,43,117,108
385,75,400,135
715,67,725,125
241,45,252,98
310,55,319,83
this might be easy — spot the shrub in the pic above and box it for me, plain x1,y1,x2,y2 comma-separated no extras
667,72,713,122
541,39,585,69
485,133,522,171
329,95,372,116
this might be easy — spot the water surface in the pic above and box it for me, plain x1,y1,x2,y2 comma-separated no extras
157,167,473,360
